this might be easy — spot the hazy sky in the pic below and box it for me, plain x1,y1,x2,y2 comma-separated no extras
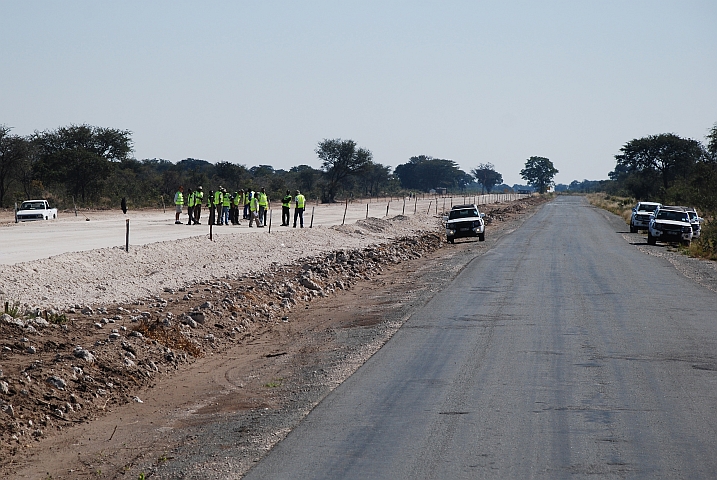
2,1,716,185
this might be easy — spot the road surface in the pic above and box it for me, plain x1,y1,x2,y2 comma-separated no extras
244,196,717,479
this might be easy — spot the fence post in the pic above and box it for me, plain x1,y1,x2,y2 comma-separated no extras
386,202,390,217
268,209,272,233
414,198,417,214
366,203,369,219
342,199,348,225
427,200,432,214
402,198,406,215
310,206,315,228
125,219,130,252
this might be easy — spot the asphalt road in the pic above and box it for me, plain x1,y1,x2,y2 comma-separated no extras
244,196,717,479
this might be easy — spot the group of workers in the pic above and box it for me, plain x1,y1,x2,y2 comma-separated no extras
173,186,307,228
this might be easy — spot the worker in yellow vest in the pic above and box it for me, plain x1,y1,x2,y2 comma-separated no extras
249,191,262,227
193,186,203,224
243,189,251,219
293,190,306,228
258,187,269,226
214,188,224,225
221,188,231,226
281,189,292,226
232,191,242,225
186,188,195,225
174,186,184,224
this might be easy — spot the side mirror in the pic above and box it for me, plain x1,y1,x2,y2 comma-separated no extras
480,213,485,218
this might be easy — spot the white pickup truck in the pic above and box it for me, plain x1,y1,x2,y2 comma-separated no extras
15,199,58,222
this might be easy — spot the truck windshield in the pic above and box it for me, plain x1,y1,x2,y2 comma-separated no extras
656,211,688,222
449,209,478,220
638,204,659,212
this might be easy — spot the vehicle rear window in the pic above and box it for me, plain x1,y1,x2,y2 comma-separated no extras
21,202,45,210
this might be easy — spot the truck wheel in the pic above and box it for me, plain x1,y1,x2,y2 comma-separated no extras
630,224,637,233
448,238,454,244
478,233,485,241
682,240,691,247
647,233,656,245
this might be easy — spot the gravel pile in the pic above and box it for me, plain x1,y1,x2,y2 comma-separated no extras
0,213,439,311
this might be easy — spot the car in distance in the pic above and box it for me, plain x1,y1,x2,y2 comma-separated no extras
647,206,692,246
445,204,485,243
630,201,661,233
682,207,702,239
15,199,58,222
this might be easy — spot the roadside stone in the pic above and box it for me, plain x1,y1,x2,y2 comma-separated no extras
46,376,66,390
73,347,95,363
190,312,206,324
81,306,93,315
199,301,213,310
26,346,36,354
108,332,121,341
299,277,322,291
0,381,8,395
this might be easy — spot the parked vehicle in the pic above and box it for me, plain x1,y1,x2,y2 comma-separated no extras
630,201,661,233
647,206,692,246
682,207,702,239
15,200,58,222
445,204,485,243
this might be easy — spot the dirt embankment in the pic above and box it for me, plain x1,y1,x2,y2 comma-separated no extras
0,196,548,479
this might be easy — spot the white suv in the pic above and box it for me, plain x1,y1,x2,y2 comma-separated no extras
647,206,693,246
630,201,661,233
445,204,485,243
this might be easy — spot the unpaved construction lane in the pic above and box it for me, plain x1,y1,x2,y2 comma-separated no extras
244,196,717,479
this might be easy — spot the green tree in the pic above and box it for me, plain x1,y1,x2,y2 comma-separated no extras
612,133,704,200
520,156,558,194
316,138,373,202
34,125,133,202
394,155,469,192
0,126,29,206
707,122,717,162
471,163,503,194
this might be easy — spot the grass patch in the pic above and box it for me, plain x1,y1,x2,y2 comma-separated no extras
133,318,203,357
586,193,635,224
264,378,283,388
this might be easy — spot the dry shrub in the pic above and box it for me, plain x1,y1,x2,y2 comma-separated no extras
688,216,717,260
133,319,203,357
587,193,635,224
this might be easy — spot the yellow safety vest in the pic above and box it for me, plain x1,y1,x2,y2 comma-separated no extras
174,191,184,205
258,192,268,207
296,194,305,209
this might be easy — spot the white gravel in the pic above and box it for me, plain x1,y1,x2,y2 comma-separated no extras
1,214,440,311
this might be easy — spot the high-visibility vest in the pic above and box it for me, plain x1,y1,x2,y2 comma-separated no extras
222,194,231,207
250,197,259,212
243,193,250,205
187,192,195,207
233,194,241,206
195,191,203,204
214,191,223,206
258,192,268,207
295,194,306,209
174,191,184,205
282,195,292,207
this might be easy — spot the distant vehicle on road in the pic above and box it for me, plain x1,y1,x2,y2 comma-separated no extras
630,201,661,233
648,206,692,246
445,204,485,243
15,200,58,222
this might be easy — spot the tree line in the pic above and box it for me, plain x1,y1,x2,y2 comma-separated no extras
0,123,563,210
607,122,717,212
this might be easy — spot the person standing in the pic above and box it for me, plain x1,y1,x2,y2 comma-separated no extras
232,191,241,225
281,189,292,226
193,186,203,224
214,188,224,225
249,192,262,227
208,189,216,226
174,186,184,224
186,188,195,225
221,188,231,226
243,189,251,219
258,187,268,226
293,189,306,228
